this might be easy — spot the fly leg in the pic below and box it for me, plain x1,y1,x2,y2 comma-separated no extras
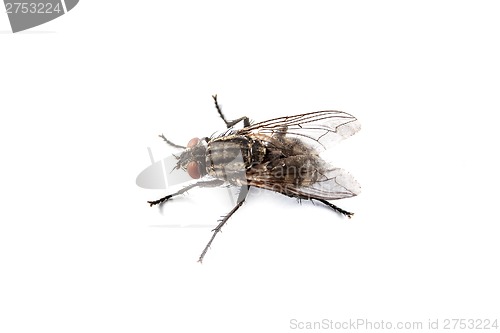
283,191,354,218
313,198,354,218
212,94,250,129
267,155,355,218
147,179,224,206
198,185,249,263
158,134,185,149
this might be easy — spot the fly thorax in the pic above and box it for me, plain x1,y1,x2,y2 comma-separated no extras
206,136,250,184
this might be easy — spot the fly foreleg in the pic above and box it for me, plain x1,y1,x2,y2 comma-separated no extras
198,185,249,263
158,134,185,149
147,179,224,207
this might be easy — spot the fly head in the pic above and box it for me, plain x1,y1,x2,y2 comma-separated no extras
175,137,209,179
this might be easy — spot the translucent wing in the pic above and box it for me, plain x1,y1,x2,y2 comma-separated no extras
290,167,361,200
248,165,361,200
238,110,360,151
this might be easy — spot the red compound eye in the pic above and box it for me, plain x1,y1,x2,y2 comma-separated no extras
187,161,201,179
187,137,200,148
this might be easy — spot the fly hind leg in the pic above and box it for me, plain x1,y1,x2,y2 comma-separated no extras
313,198,354,218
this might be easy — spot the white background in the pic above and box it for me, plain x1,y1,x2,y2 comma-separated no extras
1,1,499,332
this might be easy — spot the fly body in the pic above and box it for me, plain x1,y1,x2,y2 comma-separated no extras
148,95,361,262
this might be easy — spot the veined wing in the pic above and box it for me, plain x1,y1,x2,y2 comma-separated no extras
247,165,361,200
238,110,360,151
292,167,361,200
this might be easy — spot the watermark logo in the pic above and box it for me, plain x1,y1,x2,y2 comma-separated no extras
3,0,78,33
136,147,193,191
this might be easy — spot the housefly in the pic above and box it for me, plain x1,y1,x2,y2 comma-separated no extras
148,95,361,262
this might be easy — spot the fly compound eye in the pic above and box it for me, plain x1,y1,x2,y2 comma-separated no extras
187,137,200,148
187,161,201,179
